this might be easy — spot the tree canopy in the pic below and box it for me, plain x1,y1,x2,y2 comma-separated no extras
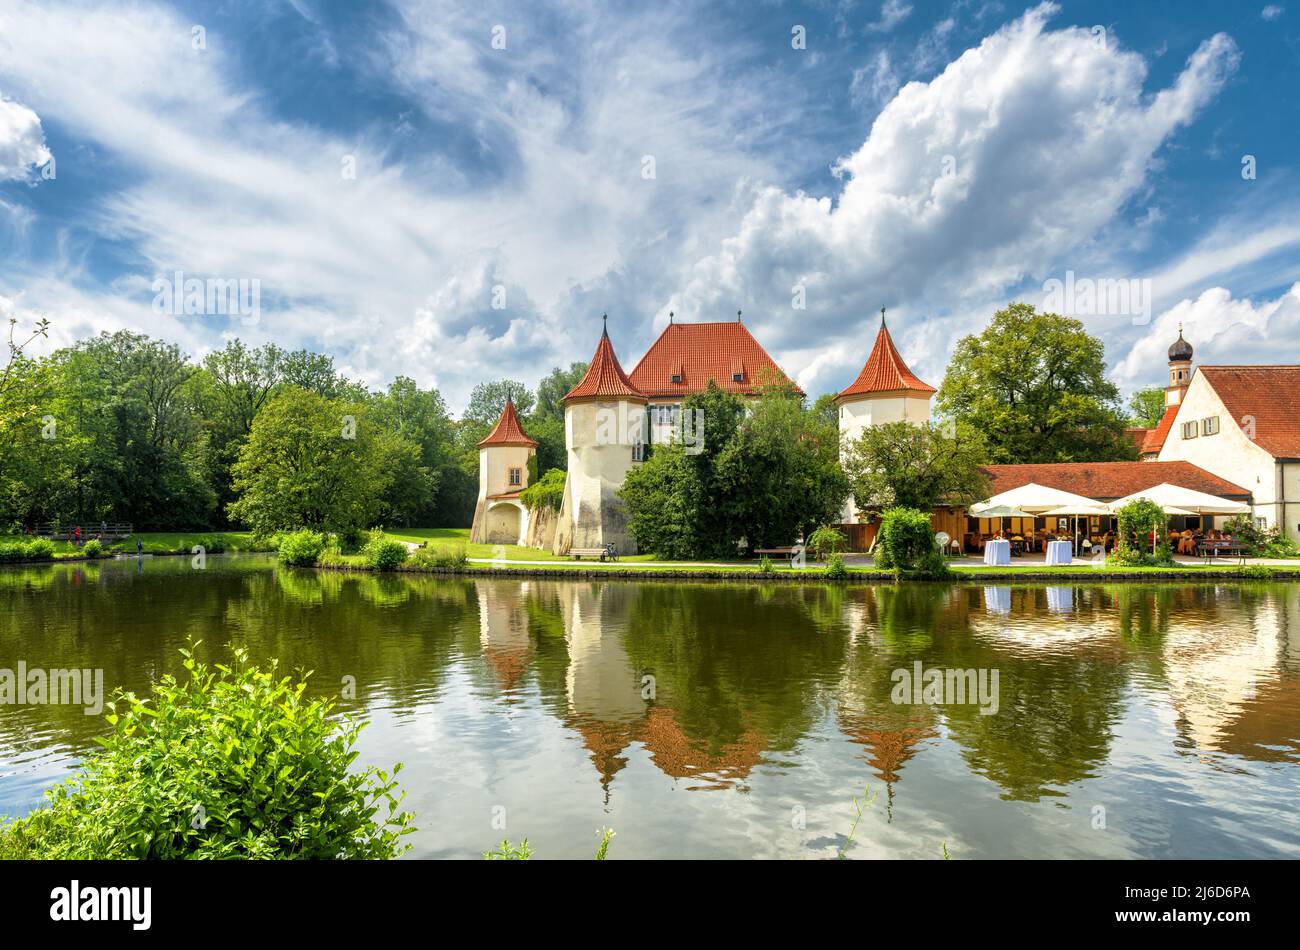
844,420,990,512
936,303,1137,463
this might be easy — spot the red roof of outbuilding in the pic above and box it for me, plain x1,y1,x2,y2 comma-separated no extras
1142,403,1180,456
477,399,538,447
627,321,800,398
1197,366,1300,459
838,321,936,400
564,329,646,403
982,461,1250,501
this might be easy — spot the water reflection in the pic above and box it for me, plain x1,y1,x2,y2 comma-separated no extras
2,557,1298,857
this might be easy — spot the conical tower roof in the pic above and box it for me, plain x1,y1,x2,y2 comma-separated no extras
563,318,647,403
477,397,538,447
838,311,935,400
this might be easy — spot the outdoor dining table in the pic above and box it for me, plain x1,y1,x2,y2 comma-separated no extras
983,538,1011,566
1044,539,1072,566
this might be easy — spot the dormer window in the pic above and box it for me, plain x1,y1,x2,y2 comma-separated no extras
732,372,744,383
671,373,682,384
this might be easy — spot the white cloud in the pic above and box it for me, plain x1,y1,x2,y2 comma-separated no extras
865,0,912,34
0,96,51,181
1114,284,1300,388
850,50,899,109
1262,5,1284,21
663,2,1242,395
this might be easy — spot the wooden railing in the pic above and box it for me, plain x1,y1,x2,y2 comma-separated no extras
32,523,134,541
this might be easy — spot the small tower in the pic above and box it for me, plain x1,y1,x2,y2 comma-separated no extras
469,397,538,546
836,308,936,523
1166,325,1194,408
553,317,647,555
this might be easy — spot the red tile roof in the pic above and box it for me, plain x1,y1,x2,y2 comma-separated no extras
477,399,538,447
982,461,1250,501
564,330,646,403
627,321,800,398
1197,366,1300,459
1124,427,1151,453
838,321,936,400
1142,403,1179,456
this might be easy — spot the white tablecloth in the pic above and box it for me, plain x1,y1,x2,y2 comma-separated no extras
983,539,1011,566
1044,539,1072,566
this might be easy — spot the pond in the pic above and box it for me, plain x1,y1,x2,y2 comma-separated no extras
2,555,1298,859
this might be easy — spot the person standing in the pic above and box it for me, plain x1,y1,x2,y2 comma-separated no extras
73,525,81,548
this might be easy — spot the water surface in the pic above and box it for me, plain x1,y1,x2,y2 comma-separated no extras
2,556,1297,858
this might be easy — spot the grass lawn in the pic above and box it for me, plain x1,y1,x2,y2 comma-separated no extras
379,527,662,563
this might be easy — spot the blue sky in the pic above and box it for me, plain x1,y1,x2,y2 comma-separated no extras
2,0,1298,411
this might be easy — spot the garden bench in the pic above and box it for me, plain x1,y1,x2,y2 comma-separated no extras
570,545,617,562
1197,541,1247,565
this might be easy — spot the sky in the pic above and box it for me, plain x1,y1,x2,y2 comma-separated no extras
1,0,1298,413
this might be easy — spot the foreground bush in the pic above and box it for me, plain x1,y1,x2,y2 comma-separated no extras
0,646,413,859
363,535,409,571
410,544,468,570
277,529,328,567
873,507,948,577
82,539,103,558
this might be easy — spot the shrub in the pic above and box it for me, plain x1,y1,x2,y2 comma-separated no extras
0,645,414,859
277,529,328,567
197,535,226,555
363,535,409,571
410,544,468,570
807,524,847,561
1109,500,1174,567
519,468,567,512
0,542,26,562
1240,564,1275,580
873,507,947,577
82,539,103,559
824,552,850,579
23,538,55,561
758,554,774,574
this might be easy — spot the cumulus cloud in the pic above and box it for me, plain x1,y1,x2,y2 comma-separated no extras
1114,284,1300,388
0,96,52,181
665,2,1241,394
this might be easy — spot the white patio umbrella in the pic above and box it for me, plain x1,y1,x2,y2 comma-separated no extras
966,504,1034,543
1107,483,1251,516
971,482,1102,514
1040,502,1112,555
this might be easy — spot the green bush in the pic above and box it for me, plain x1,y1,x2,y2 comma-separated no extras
410,544,468,570
1240,564,1275,580
0,542,26,562
807,524,846,560
873,507,947,577
1109,500,1174,567
82,539,103,559
519,468,567,512
197,535,226,555
23,538,55,561
277,529,328,567
758,554,774,574
363,535,409,571
0,646,414,859
824,552,850,579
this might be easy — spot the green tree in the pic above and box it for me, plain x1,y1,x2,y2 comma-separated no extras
1127,386,1166,429
618,442,705,559
936,303,1137,463
844,420,990,512
227,387,399,535
533,362,587,421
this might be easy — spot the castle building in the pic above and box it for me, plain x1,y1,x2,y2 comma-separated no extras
834,309,937,526
553,315,797,555
469,397,538,546
1144,330,1300,541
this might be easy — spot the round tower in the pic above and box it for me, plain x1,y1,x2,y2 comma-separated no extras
553,317,647,555
469,397,537,546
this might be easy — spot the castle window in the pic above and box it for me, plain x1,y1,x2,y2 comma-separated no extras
509,467,522,486
632,442,646,462
671,373,682,384
1181,421,1198,440
1201,416,1220,436
732,372,744,383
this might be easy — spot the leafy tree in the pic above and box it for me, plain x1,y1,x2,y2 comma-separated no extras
810,392,839,429
844,420,990,512
463,379,534,430
534,362,588,421
874,507,948,576
618,443,705,559
1127,386,1166,429
936,303,1137,463
227,387,402,535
